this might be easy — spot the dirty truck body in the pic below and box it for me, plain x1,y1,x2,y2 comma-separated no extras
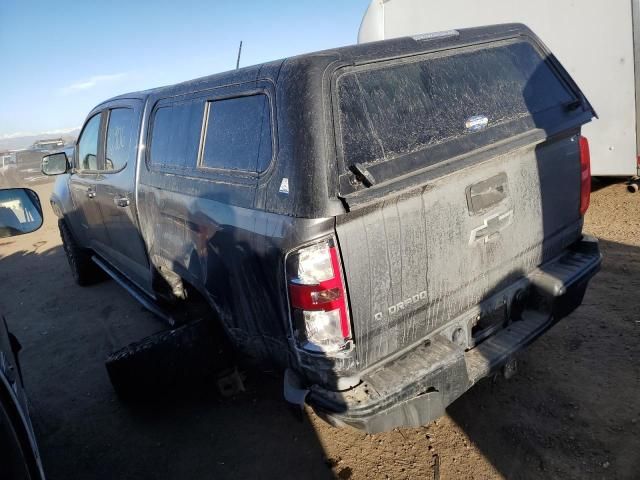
50,25,600,432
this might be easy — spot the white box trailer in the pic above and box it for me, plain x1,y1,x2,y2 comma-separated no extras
358,0,640,177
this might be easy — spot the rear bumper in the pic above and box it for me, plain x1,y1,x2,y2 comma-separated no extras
306,235,601,433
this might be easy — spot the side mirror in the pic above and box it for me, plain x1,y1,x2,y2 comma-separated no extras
42,152,69,176
0,188,43,238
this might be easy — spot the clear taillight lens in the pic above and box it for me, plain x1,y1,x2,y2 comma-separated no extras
286,237,351,354
296,241,334,284
296,310,344,350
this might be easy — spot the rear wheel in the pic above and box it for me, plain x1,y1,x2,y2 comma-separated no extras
59,220,105,286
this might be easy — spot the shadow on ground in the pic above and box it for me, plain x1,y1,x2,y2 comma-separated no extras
0,245,333,480
445,238,640,479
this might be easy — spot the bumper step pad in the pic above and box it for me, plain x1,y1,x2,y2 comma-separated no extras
310,239,601,432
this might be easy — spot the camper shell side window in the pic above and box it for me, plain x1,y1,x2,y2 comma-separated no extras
147,89,275,181
199,94,272,173
148,99,205,172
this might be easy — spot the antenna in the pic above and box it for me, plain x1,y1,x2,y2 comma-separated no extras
236,41,243,70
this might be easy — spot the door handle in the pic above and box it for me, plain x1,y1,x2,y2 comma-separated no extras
114,196,130,208
86,188,96,199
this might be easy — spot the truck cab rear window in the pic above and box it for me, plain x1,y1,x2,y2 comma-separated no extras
337,40,576,171
200,94,272,173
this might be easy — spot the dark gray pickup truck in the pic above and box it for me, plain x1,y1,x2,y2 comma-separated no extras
43,24,600,432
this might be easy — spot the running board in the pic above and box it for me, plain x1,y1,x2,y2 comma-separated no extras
91,256,176,327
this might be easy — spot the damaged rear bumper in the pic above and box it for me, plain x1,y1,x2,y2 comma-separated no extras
304,235,601,433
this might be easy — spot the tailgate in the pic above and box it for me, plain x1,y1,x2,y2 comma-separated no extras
332,34,594,368
337,139,582,367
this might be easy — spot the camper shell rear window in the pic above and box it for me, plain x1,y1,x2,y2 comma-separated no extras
336,39,582,188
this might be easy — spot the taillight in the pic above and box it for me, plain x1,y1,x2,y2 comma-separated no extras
579,135,591,216
286,236,352,353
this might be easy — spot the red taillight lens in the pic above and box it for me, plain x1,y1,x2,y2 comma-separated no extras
286,237,351,353
579,136,591,216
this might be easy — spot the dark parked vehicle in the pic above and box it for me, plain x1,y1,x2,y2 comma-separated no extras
0,153,19,187
0,187,45,479
43,24,601,432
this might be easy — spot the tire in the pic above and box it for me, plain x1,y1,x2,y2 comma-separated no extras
59,219,105,286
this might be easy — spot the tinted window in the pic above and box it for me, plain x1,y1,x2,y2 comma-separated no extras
150,100,204,169
200,94,271,172
105,108,137,171
77,113,101,171
338,41,575,169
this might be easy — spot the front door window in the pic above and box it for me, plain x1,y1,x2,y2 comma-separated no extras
105,108,137,171
77,114,101,171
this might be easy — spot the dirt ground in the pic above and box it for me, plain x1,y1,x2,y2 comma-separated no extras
0,179,638,479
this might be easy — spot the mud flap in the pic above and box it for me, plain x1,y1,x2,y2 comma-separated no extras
105,319,233,399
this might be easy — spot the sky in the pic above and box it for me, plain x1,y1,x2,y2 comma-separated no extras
0,0,371,138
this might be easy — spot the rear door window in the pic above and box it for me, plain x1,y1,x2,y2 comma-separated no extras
337,40,577,173
200,94,272,172
149,100,204,170
105,108,137,172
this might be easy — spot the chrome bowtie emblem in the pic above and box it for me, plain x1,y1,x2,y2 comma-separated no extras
469,209,513,245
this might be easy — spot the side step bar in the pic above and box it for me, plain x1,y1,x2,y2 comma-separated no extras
91,256,176,327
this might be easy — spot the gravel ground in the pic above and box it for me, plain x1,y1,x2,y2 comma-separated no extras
0,179,637,479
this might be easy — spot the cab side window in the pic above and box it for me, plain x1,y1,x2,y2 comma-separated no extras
105,108,137,172
77,114,101,171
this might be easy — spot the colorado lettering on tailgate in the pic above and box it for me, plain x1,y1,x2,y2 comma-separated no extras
374,290,428,321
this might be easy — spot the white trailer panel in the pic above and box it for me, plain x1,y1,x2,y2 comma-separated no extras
359,0,640,177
